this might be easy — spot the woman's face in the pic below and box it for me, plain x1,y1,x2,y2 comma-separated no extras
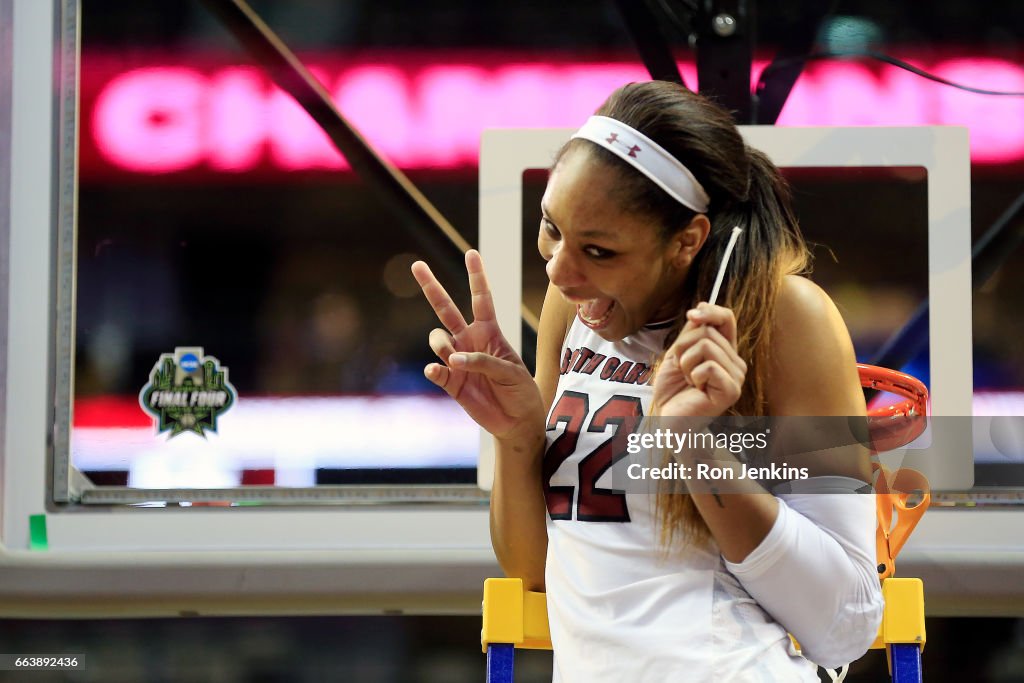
538,150,706,342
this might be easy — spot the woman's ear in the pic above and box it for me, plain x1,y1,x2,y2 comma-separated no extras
672,214,711,268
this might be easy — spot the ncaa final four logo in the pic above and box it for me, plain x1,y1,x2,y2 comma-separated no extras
139,347,237,438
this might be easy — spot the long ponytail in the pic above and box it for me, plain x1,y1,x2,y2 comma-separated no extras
681,146,810,417
655,147,811,552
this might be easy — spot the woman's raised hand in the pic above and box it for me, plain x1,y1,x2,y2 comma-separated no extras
411,250,545,440
653,303,747,419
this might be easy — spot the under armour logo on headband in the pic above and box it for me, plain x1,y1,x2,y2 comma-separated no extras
572,115,710,213
605,131,642,158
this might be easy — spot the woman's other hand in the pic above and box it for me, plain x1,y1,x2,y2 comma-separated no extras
411,250,545,440
653,302,747,418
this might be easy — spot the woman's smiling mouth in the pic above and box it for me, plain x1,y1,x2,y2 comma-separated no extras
578,298,615,329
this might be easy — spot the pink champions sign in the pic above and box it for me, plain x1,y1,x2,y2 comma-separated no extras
79,52,1024,178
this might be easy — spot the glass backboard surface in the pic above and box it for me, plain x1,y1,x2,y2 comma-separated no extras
55,1,490,502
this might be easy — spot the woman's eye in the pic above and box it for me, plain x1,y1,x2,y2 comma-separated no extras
542,219,560,239
584,246,615,259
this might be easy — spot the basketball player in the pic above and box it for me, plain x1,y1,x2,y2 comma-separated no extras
413,81,881,681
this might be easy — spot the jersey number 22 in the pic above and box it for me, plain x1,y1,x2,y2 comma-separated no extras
543,391,643,523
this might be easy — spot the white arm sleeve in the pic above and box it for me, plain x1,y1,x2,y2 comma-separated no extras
723,477,884,669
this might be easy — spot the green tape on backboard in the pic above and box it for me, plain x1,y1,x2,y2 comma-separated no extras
29,514,48,550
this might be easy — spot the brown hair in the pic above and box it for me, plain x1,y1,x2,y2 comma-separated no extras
556,81,811,550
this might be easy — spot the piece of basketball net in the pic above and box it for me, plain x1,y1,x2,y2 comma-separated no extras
858,364,931,580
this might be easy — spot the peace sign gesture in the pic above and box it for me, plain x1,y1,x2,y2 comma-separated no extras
411,250,545,440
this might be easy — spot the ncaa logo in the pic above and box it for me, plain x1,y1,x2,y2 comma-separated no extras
140,346,237,439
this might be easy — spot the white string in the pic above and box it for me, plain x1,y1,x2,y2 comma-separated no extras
708,227,742,306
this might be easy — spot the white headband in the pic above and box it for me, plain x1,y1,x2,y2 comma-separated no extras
570,115,710,214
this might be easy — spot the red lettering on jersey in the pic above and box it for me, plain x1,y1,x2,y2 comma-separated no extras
634,365,654,385
624,362,648,384
560,349,653,384
559,348,573,375
580,353,606,375
599,357,621,380
566,349,581,375
573,347,596,372
610,361,634,383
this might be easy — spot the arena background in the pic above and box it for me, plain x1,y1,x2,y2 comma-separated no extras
2,0,1023,680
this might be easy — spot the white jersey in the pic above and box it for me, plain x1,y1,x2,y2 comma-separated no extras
544,315,821,682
